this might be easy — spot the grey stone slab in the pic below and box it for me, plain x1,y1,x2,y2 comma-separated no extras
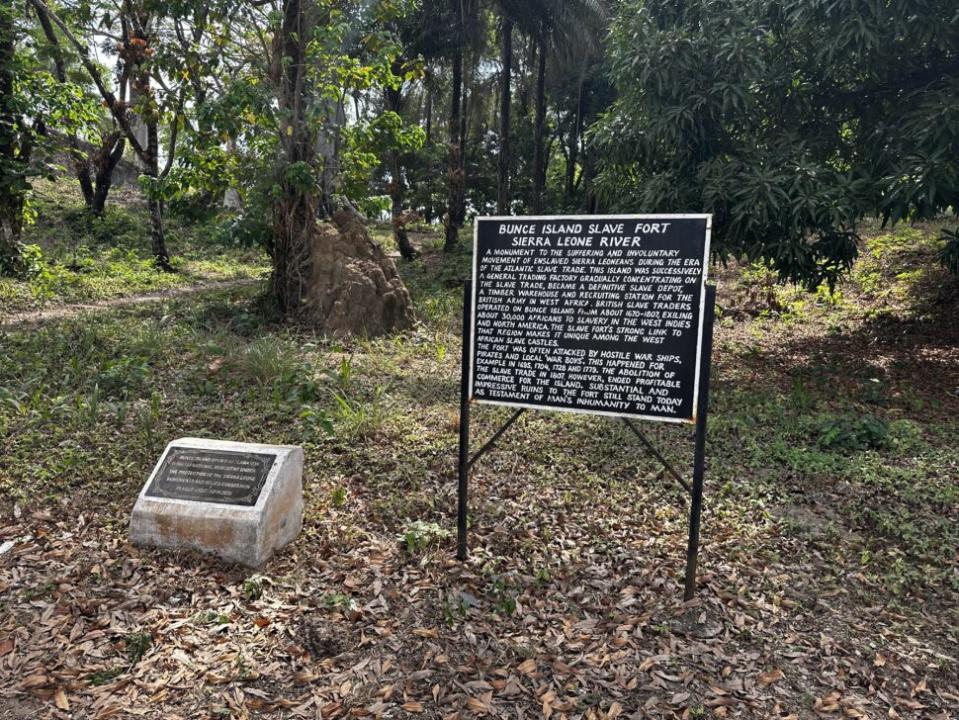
130,438,304,567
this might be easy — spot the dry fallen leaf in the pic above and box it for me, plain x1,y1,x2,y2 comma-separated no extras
54,688,70,711
466,694,491,715
517,658,536,675
758,668,784,686
401,701,424,713
21,674,49,690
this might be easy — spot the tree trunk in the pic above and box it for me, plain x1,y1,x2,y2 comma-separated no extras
143,101,171,269
91,134,126,215
531,41,547,214
564,126,578,202
390,147,416,261
273,0,317,316
0,5,25,276
496,17,513,215
460,63,469,172
385,69,416,261
424,82,433,145
272,0,413,333
444,41,465,252
581,148,599,214
565,78,583,204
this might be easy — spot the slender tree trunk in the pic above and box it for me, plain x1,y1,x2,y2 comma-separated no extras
145,146,169,268
565,78,584,204
444,40,464,251
496,17,513,215
385,72,416,261
0,5,25,275
142,90,171,269
424,81,433,145
91,134,125,215
582,148,599,214
518,35,532,118
273,0,317,316
531,41,547,214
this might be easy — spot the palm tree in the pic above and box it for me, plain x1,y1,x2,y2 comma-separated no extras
443,0,481,252
496,13,513,214
514,0,607,213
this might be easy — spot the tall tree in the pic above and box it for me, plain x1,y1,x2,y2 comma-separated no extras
504,0,606,214
384,64,418,261
32,1,126,217
271,0,413,333
0,0,25,274
272,0,315,315
496,15,513,214
27,0,188,270
443,0,467,251
530,37,546,213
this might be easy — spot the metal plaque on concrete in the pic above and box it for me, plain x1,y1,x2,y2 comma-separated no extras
145,447,277,506
130,438,304,567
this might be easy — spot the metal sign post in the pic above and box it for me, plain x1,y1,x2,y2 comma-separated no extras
456,282,716,599
456,215,717,599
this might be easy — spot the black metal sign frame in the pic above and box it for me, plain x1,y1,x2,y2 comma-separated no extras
456,215,716,600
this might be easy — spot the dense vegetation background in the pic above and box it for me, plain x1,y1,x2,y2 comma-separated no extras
1,0,957,296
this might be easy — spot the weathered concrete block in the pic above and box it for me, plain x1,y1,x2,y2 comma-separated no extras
130,438,304,567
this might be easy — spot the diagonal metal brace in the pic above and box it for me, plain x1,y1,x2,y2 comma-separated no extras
622,418,692,495
468,409,525,470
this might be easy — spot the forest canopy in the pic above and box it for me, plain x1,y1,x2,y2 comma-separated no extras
1,0,958,292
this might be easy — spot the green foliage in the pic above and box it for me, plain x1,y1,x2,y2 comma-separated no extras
1,4,102,276
816,415,889,452
399,520,450,554
486,575,518,617
0,177,270,312
242,578,264,602
320,592,355,612
939,227,959,276
124,632,153,664
228,338,319,402
88,666,125,686
595,0,959,287
330,484,348,508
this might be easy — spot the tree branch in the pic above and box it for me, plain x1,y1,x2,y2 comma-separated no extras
25,0,149,163
160,89,185,180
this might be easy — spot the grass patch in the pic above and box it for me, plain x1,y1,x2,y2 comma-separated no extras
0,177,270,313
1,219,956,604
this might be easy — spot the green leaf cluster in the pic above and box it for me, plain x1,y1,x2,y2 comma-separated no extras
594,0,959,286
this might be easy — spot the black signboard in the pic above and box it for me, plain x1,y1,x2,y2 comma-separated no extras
469,215,711,423
145,447,277,506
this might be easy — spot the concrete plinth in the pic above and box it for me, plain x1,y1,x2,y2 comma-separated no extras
130,438,304,567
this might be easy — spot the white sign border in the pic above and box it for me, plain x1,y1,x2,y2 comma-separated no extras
468,213,713,425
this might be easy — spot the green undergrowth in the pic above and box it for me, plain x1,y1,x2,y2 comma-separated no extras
0,222,956,604
731,217,957,325
0,177,270,313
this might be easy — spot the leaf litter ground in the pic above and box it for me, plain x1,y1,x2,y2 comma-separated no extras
1,225,957,719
